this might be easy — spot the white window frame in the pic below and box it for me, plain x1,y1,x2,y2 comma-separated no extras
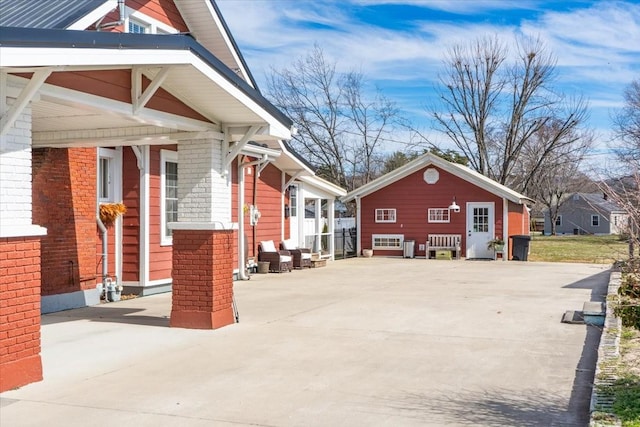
428,208,450,223
125,7,179,34
98,148,121,203
592,215,600,227
375,208,396,223
555,215,562,226
160,150,178,246
372,234,403,250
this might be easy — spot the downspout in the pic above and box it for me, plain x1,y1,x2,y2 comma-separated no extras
97,211,108,293
252,164,258,257
237,154,269,280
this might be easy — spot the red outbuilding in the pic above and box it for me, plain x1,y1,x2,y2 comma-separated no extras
342,153,533,260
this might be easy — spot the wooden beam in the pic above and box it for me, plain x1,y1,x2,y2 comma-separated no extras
133,67,171,115
0,68,51,136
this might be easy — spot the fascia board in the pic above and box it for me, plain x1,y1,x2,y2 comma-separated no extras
299,176,347,197
240,144,281,159
66,0,117,30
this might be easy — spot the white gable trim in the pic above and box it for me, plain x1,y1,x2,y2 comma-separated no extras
67,0,118,30
342,153,532,205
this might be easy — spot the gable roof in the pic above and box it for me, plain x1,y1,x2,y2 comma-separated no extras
572,193,625,213
0,0,111,29
342,152,533,204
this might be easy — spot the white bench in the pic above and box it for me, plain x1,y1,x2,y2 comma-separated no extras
426,234,461,260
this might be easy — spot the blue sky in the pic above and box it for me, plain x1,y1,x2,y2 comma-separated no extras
217,0,640,168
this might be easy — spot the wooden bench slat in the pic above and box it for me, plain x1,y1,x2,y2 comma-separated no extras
426,234,461,260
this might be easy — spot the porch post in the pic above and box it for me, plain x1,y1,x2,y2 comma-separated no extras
327,198,335,260
0,87,46,391
169,137,237,329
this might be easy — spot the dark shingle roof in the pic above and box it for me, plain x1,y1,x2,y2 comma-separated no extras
0,0,107,29
578,193,624,213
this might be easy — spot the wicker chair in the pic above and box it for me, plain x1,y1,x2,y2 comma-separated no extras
280,238,312,269
258,240,292,273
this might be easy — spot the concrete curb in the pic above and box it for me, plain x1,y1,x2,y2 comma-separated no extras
589,270,622,427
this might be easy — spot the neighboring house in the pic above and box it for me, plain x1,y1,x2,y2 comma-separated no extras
544,193,628,235
0,0,344,392
342,153,532,260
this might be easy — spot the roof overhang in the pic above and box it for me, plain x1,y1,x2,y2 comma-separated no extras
342,153,533,205
0,27,292,143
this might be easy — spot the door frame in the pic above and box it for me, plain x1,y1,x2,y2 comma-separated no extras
466,201,495,259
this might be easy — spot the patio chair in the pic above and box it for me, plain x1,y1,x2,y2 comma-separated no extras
280,238,312,269
258,240,292,273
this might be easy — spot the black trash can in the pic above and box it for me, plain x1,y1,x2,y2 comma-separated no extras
510,235,531,261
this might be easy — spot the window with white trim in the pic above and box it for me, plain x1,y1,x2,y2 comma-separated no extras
161,150,178,245
428,208,450,223
375,208,396,223
98,148,120,203
125,8,179,34
555,215,562,226
372,234,403,250
128,19,149,34
592,215,600,227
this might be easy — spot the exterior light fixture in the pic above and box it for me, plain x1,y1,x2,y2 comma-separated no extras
448,197,460,213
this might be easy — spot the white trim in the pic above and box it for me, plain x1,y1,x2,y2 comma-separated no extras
169,222,238,231
122,277,172,288
356,196,362,255
98,148,121,203
428,208,450,223
67,0,118,30
591,214,600,227
0,225,47,239
372,234,404,250
375,208,396,223
138,146,150,287
160,149,178,246
502,198,509,262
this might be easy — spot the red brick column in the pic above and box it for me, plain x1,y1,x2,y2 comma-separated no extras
170,229,235,329
0,236,43,392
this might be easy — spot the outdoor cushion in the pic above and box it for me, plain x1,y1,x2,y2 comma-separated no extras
301,253,312,260
282,238,297,250
260,240,277,253
280,255,292,263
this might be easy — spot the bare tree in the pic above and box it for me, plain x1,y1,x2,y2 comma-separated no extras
612,79,640,167
432,35,589,194
266,45,401,190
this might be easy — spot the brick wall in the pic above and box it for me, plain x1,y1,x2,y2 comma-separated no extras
177,138,230,224
0,236,43,392
170,229,234,329
0,102,33,234
32,148,98,295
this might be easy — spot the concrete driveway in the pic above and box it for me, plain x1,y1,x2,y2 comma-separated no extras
1,258,609,426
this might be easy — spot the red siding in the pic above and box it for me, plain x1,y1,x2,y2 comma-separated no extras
0,236,43,392
360,166,504,257
32,148,98,294
507,201,530,258
122,147,140,282
100,0,188,32
38,71,209,122
231,159,286,267
148,146,175,282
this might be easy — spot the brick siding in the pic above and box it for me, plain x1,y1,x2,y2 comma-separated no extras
0,236,43,392
32,148,98,295
170,229,234,329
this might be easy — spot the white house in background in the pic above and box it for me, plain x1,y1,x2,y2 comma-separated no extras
544,193,628,235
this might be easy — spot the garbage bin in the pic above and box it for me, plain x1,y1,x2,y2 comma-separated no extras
403,240,415,258
510,235,531,261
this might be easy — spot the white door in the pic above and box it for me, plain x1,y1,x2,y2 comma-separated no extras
466,202,494,259
288,184,299,244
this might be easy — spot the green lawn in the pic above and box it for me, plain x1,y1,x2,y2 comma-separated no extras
528,234,630,264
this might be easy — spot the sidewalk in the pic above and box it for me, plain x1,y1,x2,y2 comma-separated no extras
1,258,609,426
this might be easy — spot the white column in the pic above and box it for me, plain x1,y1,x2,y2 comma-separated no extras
0,91,45,238
328,198,335,260
172,137,235,230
